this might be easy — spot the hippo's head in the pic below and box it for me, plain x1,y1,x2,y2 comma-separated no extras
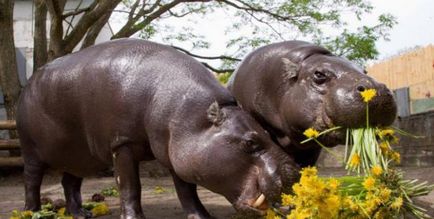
180,102,300,215
278,43,397,147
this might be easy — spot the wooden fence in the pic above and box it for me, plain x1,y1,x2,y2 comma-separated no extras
367,45,434,114
367,45,434,91
0,120,23,166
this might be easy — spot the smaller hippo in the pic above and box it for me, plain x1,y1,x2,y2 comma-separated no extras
17,39,299,219
228,41,397,167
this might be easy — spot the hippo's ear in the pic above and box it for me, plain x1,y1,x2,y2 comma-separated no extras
281,58,299,80
207,101,226,126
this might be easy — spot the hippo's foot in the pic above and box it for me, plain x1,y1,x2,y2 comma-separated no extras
68,208,92,219
170,171,214,219
120,212,146,219
187,213,216,219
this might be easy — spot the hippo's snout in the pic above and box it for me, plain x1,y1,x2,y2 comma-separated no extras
327,77,397,128
257,152,300,206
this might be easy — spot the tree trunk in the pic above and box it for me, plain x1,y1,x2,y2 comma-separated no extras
0,0,22,145
33,0,48,71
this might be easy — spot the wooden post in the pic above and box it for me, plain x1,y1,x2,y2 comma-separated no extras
0,120,16,129
0,157,23,166
0,120,21,166
0,139,20,149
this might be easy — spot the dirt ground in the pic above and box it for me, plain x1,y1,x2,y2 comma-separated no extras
1,163,433,219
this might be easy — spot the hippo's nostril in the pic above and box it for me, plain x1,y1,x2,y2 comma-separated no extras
356,85,366,92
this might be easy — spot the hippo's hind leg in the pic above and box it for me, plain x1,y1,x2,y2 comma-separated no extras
61,172,91,218
23,160,46,211
170,170,213,219
113,145,145,219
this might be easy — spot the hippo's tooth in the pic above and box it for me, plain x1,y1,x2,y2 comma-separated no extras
252,194,265,208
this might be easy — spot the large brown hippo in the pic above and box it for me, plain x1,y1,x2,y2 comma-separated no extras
17,39,299,219
228,41,397,167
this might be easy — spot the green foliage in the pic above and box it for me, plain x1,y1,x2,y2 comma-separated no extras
101,186,119,197
119,0,397,71
216,72,232,85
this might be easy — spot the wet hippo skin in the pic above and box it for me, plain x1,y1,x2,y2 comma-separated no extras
228,41,397,168
17,39,300,219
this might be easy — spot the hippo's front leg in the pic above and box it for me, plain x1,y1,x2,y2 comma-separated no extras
113,146,145,219
170,170,213,219
61,172,92,218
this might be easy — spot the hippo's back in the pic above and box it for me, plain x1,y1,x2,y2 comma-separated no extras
17,39,232,176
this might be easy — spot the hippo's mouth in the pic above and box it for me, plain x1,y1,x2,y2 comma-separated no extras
250,193,268,210
235,193,269,216
309,109,347,147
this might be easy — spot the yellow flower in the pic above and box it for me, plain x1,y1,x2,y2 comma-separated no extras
379,188,392,202
390,197,403,209
363,176,376,190
154,186,166,194
91,203,110,217
281,194,294,206
300,166,317,177
10,210,20,219
391,151,401,164
378,128,399,143
22,211,33,219
329,178,340,190
57,207,66,216
344,197,359,211
360,89,377,102
303,128,319,138
379,142,390,154
371,165,383,176
378,129,394,137
266,209,280,219
349,154,361,167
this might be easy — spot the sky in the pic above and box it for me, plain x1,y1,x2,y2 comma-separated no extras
111,0,434,64
370,0,434,60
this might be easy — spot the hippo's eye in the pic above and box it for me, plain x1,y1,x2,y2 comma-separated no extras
246,140,255,147
313,71,328,84
243,139,263,154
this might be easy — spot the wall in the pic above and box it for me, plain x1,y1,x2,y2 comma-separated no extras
13,0,113,78
394,111,434,167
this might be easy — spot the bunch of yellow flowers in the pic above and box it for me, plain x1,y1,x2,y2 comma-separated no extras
10,202,110,219
274,167,341,219
268,166,428,219
268,89,433,219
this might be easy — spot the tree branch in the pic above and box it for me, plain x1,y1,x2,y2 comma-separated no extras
81,11,112,49
218,0,296,22
64,0,84,36
112,0,212,39
46,0,66,60
172,45,240,61
128,0,141,20
200,62,234,73
167,7,203,18
62,6,91,18
63,0,121,53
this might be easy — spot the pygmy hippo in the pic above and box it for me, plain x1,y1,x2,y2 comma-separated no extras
17,39,300,219
228,41,397,167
